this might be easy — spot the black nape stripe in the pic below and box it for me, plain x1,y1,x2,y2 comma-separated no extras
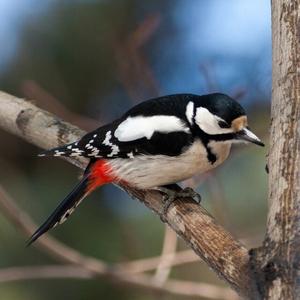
205,133,237,164
210,132,236,142
192,128,236,164
205,145,217,164
191,127,217,164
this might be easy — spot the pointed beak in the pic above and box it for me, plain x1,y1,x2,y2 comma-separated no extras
236,128,264,147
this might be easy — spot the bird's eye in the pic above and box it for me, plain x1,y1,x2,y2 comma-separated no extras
218,120,230,128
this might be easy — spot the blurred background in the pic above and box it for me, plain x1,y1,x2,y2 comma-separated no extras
0,0,270,299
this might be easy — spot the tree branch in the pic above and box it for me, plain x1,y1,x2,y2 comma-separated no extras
0,265,92,282
117,249,198,274
0,184,236,300
0,90,258,298
153,226,177,285
0,265,238,300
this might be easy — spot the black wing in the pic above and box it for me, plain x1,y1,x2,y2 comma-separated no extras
39,94,196,159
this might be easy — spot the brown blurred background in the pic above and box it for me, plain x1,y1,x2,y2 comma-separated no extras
0,1,270,299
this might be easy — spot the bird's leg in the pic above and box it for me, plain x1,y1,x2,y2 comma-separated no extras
154,184,202,221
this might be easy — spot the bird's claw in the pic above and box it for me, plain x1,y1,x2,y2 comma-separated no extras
178,187,202,204
155,186,202,222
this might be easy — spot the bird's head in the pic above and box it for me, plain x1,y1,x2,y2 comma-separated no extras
190,93,264,146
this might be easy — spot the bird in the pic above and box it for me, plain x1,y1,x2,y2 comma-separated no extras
27,93,264,245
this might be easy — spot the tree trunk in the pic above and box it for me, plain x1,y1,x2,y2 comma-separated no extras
250,0,300,299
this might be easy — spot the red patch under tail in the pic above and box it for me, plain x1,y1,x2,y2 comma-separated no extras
87,159,117,192
27,160,118,246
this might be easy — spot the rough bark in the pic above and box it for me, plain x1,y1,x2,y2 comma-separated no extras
250,1,300,299
0,91,258,298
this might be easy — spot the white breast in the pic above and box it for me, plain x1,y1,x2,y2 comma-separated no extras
108,140,231,189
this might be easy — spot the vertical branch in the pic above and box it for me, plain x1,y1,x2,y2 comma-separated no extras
250,1,300,299
153,226,177,284
114,14,161,101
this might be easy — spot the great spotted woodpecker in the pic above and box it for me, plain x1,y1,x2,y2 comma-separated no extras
28,93,264,245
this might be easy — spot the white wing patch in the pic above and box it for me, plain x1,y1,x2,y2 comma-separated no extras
185,101,194,125
114,115,190,142
195,107,232,135
103,131,120,157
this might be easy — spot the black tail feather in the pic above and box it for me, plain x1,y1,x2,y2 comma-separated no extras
27,176,90,246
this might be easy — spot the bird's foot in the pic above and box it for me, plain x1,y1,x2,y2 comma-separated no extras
155,185,201,222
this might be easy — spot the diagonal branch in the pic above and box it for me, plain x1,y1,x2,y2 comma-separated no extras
0,185,237,300
0,90,258,298
0,176,199,274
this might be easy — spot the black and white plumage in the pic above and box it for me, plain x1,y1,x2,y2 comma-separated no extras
28,93,264,245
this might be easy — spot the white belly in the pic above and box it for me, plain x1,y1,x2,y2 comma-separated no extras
108,140,231,189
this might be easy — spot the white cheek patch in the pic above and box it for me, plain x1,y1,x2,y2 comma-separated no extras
195,107,232,135
114,115,190,142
